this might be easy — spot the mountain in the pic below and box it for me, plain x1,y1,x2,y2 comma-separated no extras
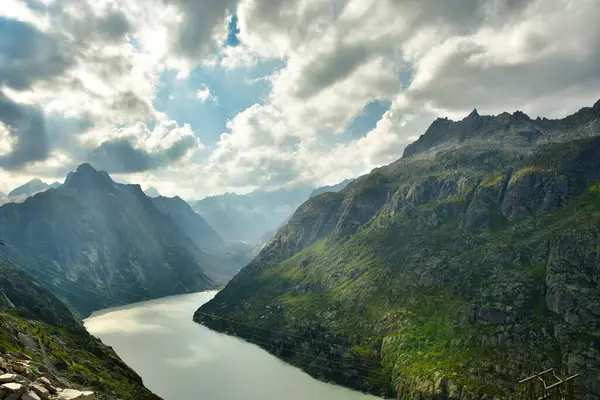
191,186,313,244
0,257,160,399
144,187,161,198
195,100,600,398
8,178,60,198
0,163,218,315
150,195,225,251
309,178,354,198
150,195,252,280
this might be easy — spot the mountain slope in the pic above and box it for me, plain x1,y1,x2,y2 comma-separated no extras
0,257,160,399
0,164,216,315
195,100,600,398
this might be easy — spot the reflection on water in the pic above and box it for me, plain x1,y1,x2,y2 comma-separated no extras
85,291,381,400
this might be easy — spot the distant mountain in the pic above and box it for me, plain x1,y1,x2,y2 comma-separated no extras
0,258,159,398
309,178,354,198
8,178,60,197
144,187,161,197
191,186,313,244
196,99,600,398
151,195,225,250
0,163,219,315
150,195,252,279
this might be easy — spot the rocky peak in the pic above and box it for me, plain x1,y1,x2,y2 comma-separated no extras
63,163,114,192
403,99,600,158
466,108,479,120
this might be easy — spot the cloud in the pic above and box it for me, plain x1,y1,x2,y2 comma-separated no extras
83,119,203,173
1,0,599,199
201,0,600,194
0,17,74,91
165,0,234,63
196,85,218,104
0,91,50,170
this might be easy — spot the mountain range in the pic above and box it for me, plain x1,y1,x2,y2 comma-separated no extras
7,178,61,198
195,99,600,398
0,164,235,315
191,186,314,245
192,180,353,249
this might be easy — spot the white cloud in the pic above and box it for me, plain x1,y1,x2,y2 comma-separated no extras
197,0,600,195
2,0,600,198
196,85,219,104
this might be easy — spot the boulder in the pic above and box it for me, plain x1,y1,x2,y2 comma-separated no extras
82,391,95,400
30,384,50,400
17,333,39,350
35,378,56,394
0,373,18,383
11,362,28,373
0,382,25,399
21,391,42,400
57,389,91,400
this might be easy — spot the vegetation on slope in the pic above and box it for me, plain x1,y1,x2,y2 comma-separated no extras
196,135,600,399
0,259,160,400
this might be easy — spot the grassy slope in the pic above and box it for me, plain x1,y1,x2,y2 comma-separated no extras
0,259,160,400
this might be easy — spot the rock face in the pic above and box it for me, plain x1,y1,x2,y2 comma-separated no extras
0,163,218,315
0,259,160,400
195,99,600,399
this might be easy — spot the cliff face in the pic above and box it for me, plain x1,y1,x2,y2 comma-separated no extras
0,164,217,315
0,258,160,400
195,100,600,399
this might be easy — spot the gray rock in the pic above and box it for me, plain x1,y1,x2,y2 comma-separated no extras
0,373,18,383
30,384,50,400
56,389,94,400
35,378,56,394
0,382,25,398
21,391,42,400
17,333,38,350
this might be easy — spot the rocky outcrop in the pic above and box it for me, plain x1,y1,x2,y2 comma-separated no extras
0,353,93,400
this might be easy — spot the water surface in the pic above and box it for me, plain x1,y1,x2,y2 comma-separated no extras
85,291,381,400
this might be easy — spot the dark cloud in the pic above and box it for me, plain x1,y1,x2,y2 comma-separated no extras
96,9,131,41
0,91,50,170
164,0,235,61
295,43,372,99
86,136,196,173
0,17,75,90
110,91,153,117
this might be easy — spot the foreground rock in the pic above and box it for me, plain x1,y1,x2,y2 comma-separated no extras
0,354,93,400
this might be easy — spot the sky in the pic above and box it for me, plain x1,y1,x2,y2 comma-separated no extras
0,0,599,199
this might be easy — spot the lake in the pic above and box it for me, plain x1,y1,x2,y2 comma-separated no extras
84,291,382,400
